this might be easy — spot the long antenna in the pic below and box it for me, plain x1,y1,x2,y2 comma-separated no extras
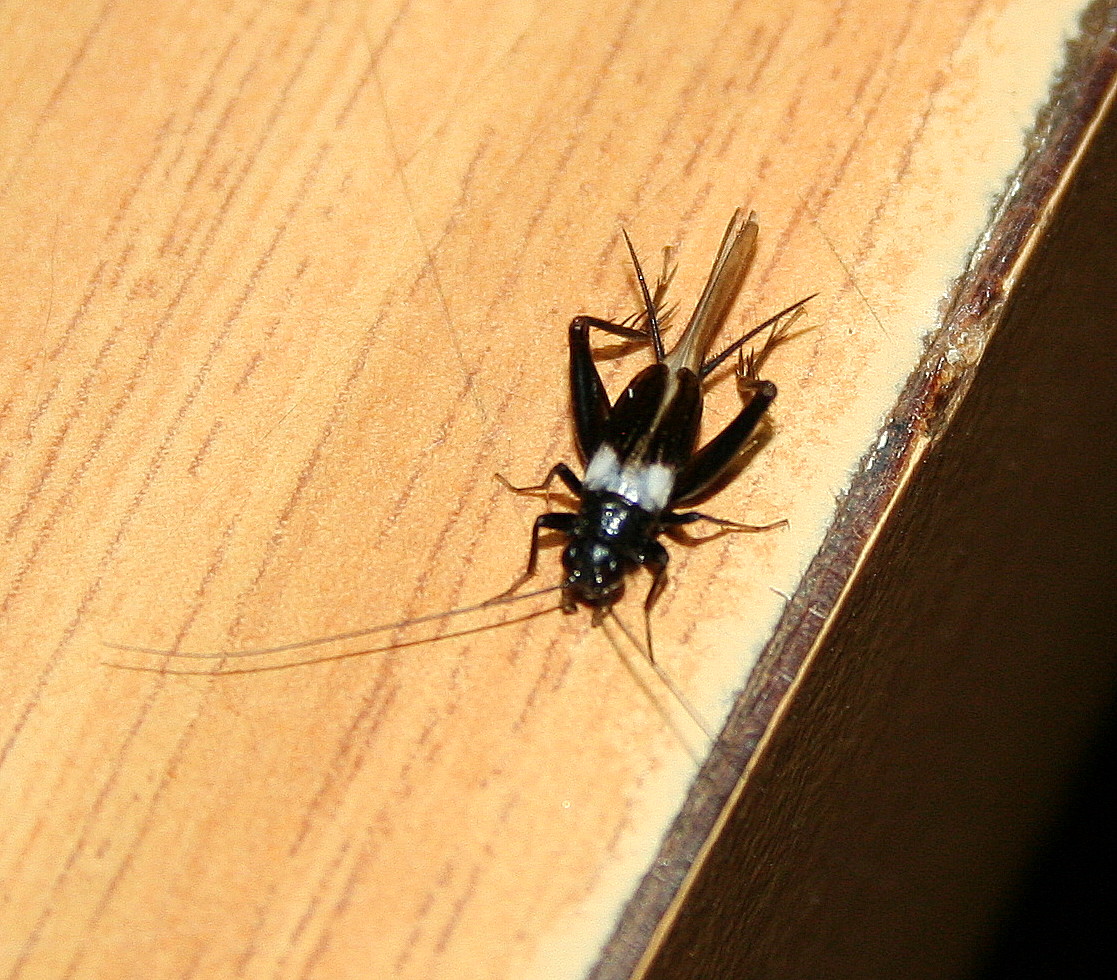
104,583,565,660
106,601,566,676
606,608,714,743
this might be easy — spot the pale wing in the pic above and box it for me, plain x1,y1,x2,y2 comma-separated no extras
663,209,758,374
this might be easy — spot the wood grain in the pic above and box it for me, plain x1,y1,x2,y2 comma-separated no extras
1,2,1111,978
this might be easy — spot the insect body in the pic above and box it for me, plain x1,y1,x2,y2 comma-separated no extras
498,209,811,657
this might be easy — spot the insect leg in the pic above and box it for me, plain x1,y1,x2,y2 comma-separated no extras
495,461,582,497
498,511,577,600
568,313,642,461
571,315,651,343
637,540,670,663
662,510,788,535
699,294,814,379
568,236,680,459
669,380,777,508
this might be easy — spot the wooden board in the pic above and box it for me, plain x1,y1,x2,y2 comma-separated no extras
638,45,1117,980
1,2,1113,978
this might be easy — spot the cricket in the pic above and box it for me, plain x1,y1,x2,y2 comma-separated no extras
108,209,811,686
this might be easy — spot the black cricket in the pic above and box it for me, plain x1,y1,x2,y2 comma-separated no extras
496,208,811,658
105,209,809,672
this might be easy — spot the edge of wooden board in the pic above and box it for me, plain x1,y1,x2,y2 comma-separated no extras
594,11,1117,979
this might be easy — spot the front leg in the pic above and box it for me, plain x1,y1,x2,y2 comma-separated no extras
498,511,577,600
637,539,670,664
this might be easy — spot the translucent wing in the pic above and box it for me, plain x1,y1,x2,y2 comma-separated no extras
663,209,758,375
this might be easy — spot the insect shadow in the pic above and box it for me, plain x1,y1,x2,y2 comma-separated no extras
106,210,812,734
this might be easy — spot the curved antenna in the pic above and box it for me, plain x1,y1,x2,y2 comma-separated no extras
606,608,714,743
106,601,566,676
103,583,565,660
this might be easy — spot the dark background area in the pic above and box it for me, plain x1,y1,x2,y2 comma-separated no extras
970,87,1117,980
975,705,1117,979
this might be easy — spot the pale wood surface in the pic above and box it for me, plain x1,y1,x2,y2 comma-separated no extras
0,2,1099,979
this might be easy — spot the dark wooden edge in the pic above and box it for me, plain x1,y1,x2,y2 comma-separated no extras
590,6,1117,979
